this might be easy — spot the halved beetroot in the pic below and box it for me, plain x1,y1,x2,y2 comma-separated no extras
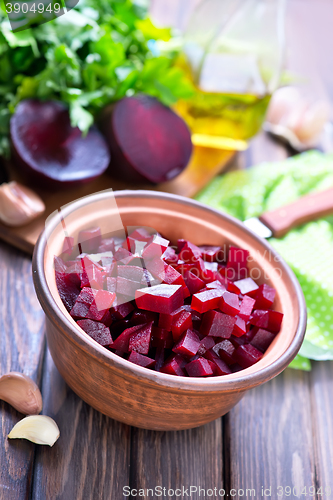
100,94,192,184
10,100,110,187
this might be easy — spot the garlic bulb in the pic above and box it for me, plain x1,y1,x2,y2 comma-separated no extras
0,181,45,227
265,87,330,150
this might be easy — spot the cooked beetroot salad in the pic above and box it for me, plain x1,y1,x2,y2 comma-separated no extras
55,227,283,377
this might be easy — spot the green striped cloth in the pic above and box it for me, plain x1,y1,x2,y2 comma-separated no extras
195,151,333,370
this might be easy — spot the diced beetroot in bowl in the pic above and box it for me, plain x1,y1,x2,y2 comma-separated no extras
55,226,284,377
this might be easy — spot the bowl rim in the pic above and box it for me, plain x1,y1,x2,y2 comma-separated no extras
33,189,307,392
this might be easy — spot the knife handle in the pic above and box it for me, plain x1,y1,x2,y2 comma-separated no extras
259,186,333,238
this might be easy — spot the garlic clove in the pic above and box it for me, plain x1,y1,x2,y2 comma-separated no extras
0,181,45,227
8,415,60,446
294,101,330,143
0,372,43,415
266,87,303,125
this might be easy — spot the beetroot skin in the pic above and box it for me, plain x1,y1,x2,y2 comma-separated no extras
100,94,192,184
55,228,283,377
10,100,110,188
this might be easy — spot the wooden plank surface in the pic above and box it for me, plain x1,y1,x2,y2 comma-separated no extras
130,419,223,499
0,242,45,500
309,361,333,495
31,351,131,500
225,369,316,499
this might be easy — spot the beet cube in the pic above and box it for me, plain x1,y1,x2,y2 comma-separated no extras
200,310,236,338
226,246,249,280
267,310,283,333
131,310,157,326
55,270,81,312
78,227,102,254
155,346,165,372
162,246,178,265
117,265,145,283
199,245,225,263
197,336,216,356
97,237,116,253
233,344,263,368
86,290,116,322
249,309,283,333
185,357,214,377
160,354,187,376
249,309,269,328
250,328,276,352
111,325,142,352
70,287,97,319
179,241,202,263
128,351,155,368
203,349,231,375
158,306,184,330
172,329,200,357
122,236,146,255
182,270,205,294
234,277,259,297
171,311,193,341
232,316,247,337
116,276,142,297
206,280,226,292
151,327,173,349
191,289,224,314
135,284,184,314
106,276,117,293
128,321,153,355
238,295,256,321
219,291,240,316
142,234,169,260
227,281,241,294
77,319,113,347
212,340,235,365
128,227,152,242
144,258,165,279
81,260,104,289
254,283,276,309
110,302,134,320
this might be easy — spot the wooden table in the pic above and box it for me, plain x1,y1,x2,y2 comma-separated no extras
1,1,333,499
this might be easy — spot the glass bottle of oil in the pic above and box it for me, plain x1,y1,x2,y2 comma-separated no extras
174,0,286,150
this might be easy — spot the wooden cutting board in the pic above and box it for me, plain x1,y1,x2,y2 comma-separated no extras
0,145,235,254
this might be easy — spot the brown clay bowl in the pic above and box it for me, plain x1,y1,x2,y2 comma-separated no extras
32,190,306,431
